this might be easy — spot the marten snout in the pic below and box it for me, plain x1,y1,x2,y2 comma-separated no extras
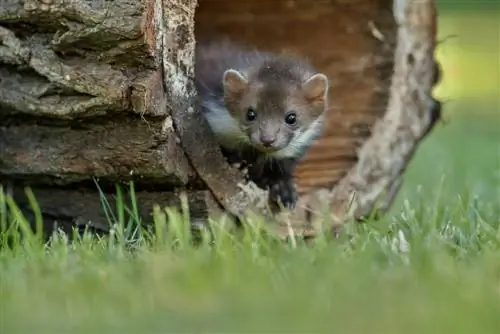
251,125,290,152
259,132,277,147
252,128,279,149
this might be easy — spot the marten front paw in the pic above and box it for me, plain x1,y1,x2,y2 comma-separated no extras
269,179,298,210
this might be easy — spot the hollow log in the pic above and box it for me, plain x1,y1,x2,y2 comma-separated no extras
0,0,440,238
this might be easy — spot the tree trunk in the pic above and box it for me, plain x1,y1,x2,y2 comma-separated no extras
0,0,440,239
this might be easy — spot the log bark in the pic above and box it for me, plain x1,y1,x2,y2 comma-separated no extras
0,1,192,187
1,115,194,186
159,0,254,218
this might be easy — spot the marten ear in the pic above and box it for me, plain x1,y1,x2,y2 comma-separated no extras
302,73,329,103
223,69,248,96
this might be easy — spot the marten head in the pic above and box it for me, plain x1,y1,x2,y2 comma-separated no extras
222,57,329,158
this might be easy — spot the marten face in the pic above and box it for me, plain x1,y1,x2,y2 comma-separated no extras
222,67,329,157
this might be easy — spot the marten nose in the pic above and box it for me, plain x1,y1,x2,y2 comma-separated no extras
259,134,276,147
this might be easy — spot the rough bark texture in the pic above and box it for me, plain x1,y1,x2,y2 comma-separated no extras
1,0,440,238
0,0,190,185
160,0,254,218
0,0,213,231
1,116,193,186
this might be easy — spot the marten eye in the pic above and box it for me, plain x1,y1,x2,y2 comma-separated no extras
285,112,297,125
246,108,257,122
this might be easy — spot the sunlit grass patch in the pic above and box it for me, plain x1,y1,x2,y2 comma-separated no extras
1,156,499,332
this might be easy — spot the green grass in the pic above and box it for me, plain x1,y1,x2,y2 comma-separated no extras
1,7,500,334
1,112,498,334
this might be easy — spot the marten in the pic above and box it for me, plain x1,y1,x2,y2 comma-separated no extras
195,41,329,209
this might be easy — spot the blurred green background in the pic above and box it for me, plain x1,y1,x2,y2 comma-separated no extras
434,0,499,106
391,0,499,211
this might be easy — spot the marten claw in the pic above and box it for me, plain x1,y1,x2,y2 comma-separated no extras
269,179,298,210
